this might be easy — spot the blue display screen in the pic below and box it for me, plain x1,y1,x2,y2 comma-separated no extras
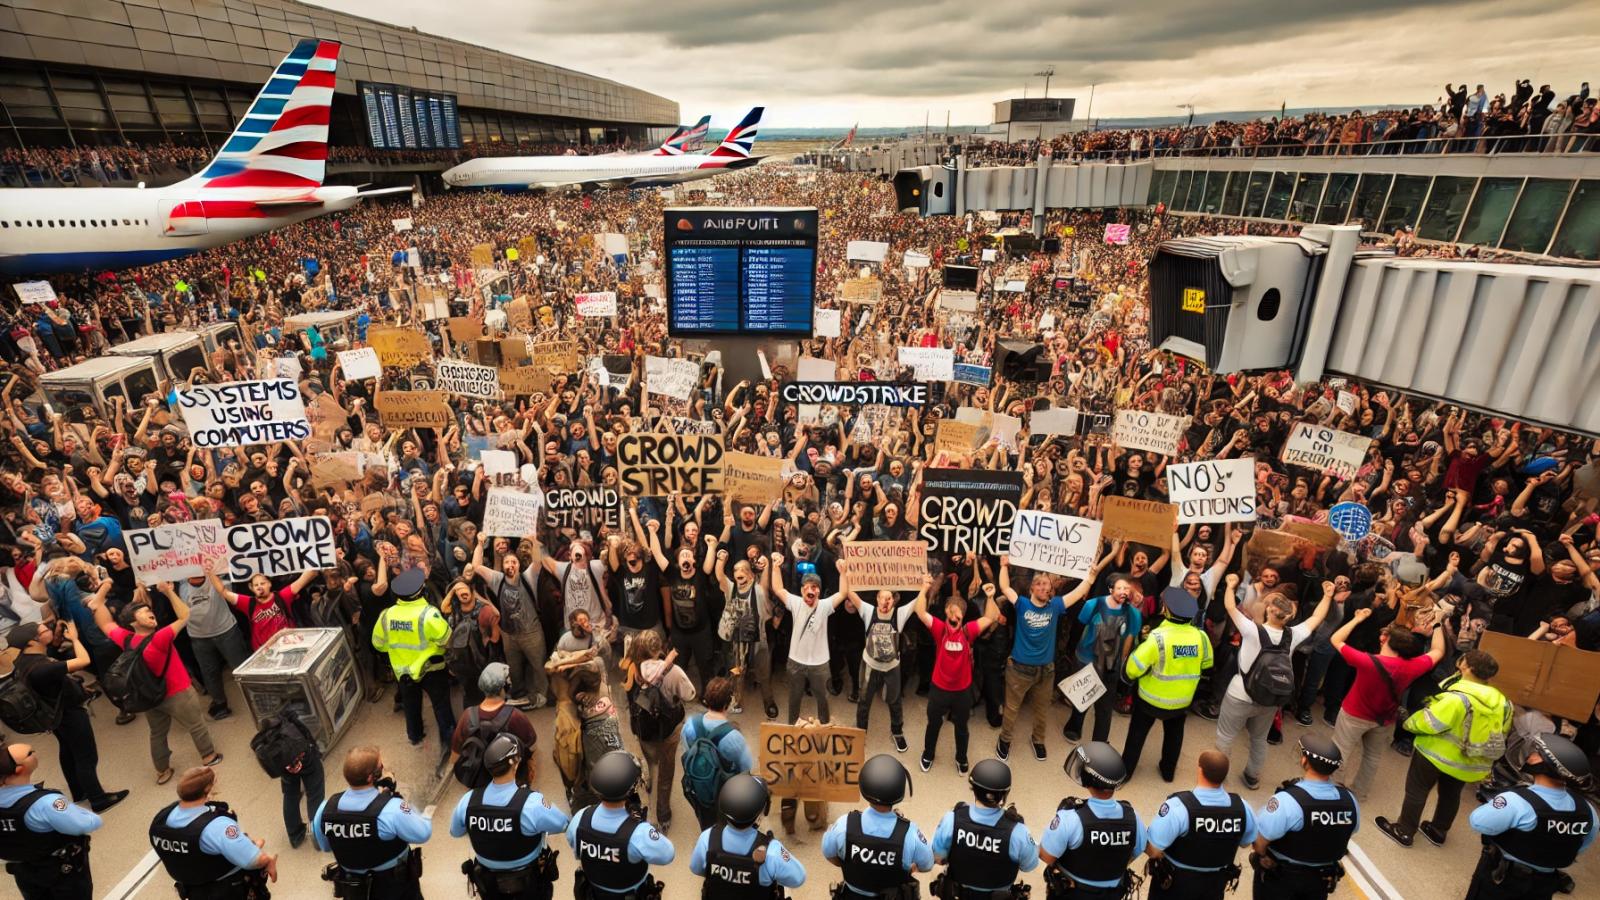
742,247,815,331
664,208,818,336
669,246,741,332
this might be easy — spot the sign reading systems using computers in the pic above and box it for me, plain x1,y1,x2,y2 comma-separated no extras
665,207,817,337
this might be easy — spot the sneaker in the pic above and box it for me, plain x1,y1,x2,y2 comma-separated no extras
1375,816,1413,848
827,680,842,697
729,704,744,715
995,739,1010,761
288,830,307,849
1063,723,1081,742
90,789,129,813
1033,742,1047,761
208,704,232,721
202,753,224,768
847,688,860,704
892,733,908,753
1194,704,1219,721
1267,727,1283,746
530,693,549,709
1418,823,1447,847
956,761,969,776
765,701,779,719
920,756,932,772
115,711,136,726
1295,709,1314,727
508,696,532,709
1241,772,1260,790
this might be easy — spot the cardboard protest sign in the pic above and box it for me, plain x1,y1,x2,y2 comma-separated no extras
1167,458,1257,523
481,488,543,538
1032,407,1079,437
447,317,482,344
758,722,867,803
1009,511,1103,578
532,340,579,373
1280,423,1373,480
1280,519,1341,550
840,277,882,304
815,308,841,338
470,243,494,269
517,237,538,260
543,486,621,530
13,281,56,304
1100,496,1177,547
498,338,530,367
435,359,502,400
846,240,889,263
1104,223,1131,244
338,347,381,381
1478,632,1600,721
374,391,452,428
722,451,785,504
369,326,432,367
618,434,725,497
897,346,955,382
1113,410,1190,455
1058,667,1107,712
504,296,533,333
903,250,932,269
225,516,334,581
310,451,363,487
917,469,1024,556
575,291,618,317
940,290,978,312
645,355,700,402
391,217,412,233
176,379,309,448
842,541,928,591
934,419,983,455
499,366,553,397
126,521,230,584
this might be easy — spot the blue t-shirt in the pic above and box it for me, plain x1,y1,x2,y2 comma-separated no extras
1008,595,1070,666
1074,596,1143,667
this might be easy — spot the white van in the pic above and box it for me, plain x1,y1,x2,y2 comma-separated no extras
284,310,362,350
108,332,209,386
38,356,162,423
196,321,245,356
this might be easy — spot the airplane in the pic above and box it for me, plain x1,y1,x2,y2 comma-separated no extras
0,38,408,277
656,115,712,155
441,107,764,191
831,124,858,150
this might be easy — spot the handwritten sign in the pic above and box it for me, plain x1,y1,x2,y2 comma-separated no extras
1281,423,1372,480
840,277,882,304
940,290,978,312
1103,223,1131,245
1100,497,1178,547
934,419,983,455
1058,667,1107,712
759,722,867,803
841,541,927,591
482,488,543,538
176,379,309,448
1168,458,1258,524
575,291,618,317
1009,511,1102,578
618,434,725,497
645,355,700,402
815,308,841,338
543,486,621,531
12,281,56,304
338,347,381,381
1113,410,1190,456
897,346,954,382
918,469,1024,556
722,451,785,505
499,366,553,397
374,391,452,428
369,326,432,367
126,521,230,584
435,360,502,400
532,340,579,373
225,516,334,581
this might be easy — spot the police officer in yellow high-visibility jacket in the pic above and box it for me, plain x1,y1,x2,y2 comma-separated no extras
372,569,455,759
1121,587,1212,783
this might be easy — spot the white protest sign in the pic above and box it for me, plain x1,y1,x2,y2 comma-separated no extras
599,232,629,257
392,217,413,233
1000,280,1027,293
797,356,837,383
897,347,954,382
991,413,1023,450
435,359,502,400
1281,423,1373,480
1113,410,1190,456
126,521,231,584
939,291,978,312
338,347,381,381
903,250,931,269
275,356,302,381
482,487,543,537
646,355,700,402
981,248,998,262
816,309,841,338
13,281,56,304
1032,407,1079,437
1167,457,1258,523
1336,390,1358,416
481,449,519,486
176,379,309,448
224,516,335,581
575,291,618,317
1010,510,1102,578
846,240,889,263
1058,666,1107,712
1040,312,1057,330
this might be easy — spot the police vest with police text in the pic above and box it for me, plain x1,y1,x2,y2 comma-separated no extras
466,786,540,863
1162,791,1248,870
575,806,649,893
321,790,410,872
947,803,1020,886
1267,782,1356,866
702,824,778,900
0,788,80,863
1058,798,1137,883
842,811,913,893
149,801,241,885
1489,787,1592,871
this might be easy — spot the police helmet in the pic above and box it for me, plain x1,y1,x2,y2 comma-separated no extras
1064,741,1128,791
718,774,771,828
589,751,642,803
1298,733,1342,775
860,754,912,806
1526,733,1591,782
484,733,524,777
968,758,1012,806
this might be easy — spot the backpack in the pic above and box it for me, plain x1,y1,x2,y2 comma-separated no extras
453,705,515,789
0,661,63,735
1242,624,1296,707
446,608,491,683
628,671,685,742
1090,603,1128,676
681,714,740,808
104,631,171,714
251,713,314,779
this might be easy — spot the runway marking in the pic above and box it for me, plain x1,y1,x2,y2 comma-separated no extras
103,849,162,900
1346,840,1404,900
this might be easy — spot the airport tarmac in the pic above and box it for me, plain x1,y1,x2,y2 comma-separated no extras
17,672,1596,900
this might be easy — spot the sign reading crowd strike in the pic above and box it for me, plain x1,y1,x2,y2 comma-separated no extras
1281,424,1372,480
434,360,502,400
759,722,867,803
918,469,1024,555
482,488,544,537
543,486,621,530
777,382,928,406
1167,458,1258,523
1009,511,1103,578
176,379,309,448
841,541,927,591
126,521,230,584
1113,410,1190,455
375,391,452,428
618,434,725,497
226,516,335,581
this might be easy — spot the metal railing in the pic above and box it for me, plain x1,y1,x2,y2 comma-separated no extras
959,131,1600,165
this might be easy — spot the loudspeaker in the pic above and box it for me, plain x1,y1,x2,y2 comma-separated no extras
995,339,1051,382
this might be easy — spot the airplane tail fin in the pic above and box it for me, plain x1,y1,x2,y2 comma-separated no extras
654,115,712,155
189,39,341,190
653,125,689,156
832,123,857,150
709,107,763,158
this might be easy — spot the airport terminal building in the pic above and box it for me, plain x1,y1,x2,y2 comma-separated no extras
0,0,679,152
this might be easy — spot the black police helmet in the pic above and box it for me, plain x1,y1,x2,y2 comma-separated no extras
589,751,642,803
1298,733,1342,776
968,758,1012,805
484,733,524,777
718,774,771,827
1064,741,1128,791
860,754,912,806
1526,733,1591,782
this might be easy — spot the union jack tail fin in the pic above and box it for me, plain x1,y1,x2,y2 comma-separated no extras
655,115,712,155
189,39,340,189
709,107,763,158
653,125,690,156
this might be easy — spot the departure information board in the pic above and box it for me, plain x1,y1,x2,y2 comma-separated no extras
358,82,461,150
665,208,817,336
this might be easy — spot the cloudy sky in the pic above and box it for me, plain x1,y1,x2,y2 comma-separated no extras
318,0,1596,128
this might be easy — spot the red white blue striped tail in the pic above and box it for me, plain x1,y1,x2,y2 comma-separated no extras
192,39,340,190
709,107,763,158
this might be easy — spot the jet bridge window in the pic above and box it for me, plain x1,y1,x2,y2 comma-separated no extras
1501,178,1573,254
1549,179,1600,260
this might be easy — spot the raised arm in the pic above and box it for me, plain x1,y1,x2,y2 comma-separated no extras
997,554,1018,603
912,575,935,629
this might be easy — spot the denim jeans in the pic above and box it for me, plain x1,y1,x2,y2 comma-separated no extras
190,627,250,708
786,660,831,724
281,751,327,841
501,627,550,703
856,665,904,734
1294,642,1336,716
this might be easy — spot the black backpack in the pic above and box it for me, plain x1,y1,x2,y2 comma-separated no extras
251,713,314,778
104,631,171,714
0,661,63,735
1242,624,1296,707
446,608,491,683
628,674,685,742
453,705,514,789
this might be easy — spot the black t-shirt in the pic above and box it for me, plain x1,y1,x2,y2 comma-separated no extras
16,652,84,707
609,562,661,630
1507,575,1591,636
663,567,713,633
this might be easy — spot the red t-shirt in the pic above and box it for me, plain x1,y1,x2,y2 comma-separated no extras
231,587,299,649
1338,643,1435,724
929,619,982,692
106,624,190,697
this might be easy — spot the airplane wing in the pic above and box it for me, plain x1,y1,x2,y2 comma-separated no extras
356,186,414,199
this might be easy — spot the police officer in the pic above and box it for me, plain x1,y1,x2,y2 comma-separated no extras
313,745,432,900
451,734,569,900
690,774,807,898
0,740,101,900
1145,750,1255,900
1040,741,1145,900
372,568,455,757
931,758,1039,899
149,766,277,900
566,750,675,899
822,754,933,899
1251,735,1357,900
1121,588,1212,783
1465,733,1597,900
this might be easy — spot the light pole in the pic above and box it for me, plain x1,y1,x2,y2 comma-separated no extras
1177,103,1195,127
1085,83,1097,123
1034,66,1055,99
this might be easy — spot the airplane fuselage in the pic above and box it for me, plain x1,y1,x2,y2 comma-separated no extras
442,153,760,191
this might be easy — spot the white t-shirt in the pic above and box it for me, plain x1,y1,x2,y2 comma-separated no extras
1226,606,1312,705
783,593,838,667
